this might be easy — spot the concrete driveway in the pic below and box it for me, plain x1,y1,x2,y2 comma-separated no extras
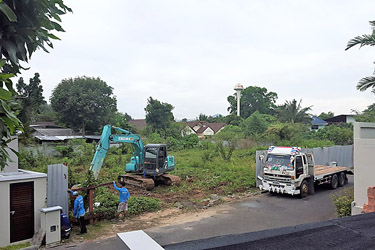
54,176,353,249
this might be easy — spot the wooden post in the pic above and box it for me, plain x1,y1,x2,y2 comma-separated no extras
68,182,113,224
89,188,94,224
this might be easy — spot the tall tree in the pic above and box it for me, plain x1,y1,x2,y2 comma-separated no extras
276,99,312,124
346,20,375,91
50,76,117,135
227,86,277,118
0,0,71,168
145,97,174,135
16,73,46,137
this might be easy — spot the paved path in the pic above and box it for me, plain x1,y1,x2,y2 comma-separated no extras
54,176,353,249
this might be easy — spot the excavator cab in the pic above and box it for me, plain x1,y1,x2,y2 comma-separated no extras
143,144,174,175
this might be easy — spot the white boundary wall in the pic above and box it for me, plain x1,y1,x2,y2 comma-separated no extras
352,122,375,215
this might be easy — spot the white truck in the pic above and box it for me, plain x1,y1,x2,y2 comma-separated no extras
258,146,352,198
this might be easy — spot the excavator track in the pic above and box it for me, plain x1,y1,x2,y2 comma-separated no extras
155,174,181,186
118,174,155,191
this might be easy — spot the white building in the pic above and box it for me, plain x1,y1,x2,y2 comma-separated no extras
352,122,375,215
0,137,47,247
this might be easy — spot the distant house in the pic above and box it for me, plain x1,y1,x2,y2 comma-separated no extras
324,115,356,125
311,116,328,130
182,121,226,138
30,122,100,144
128,119,147,131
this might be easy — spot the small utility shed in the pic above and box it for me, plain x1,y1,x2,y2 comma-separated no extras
0,137,47,247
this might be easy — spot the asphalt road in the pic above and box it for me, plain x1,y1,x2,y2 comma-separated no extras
56,176,353,249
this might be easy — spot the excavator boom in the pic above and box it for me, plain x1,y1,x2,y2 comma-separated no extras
89,124,180,190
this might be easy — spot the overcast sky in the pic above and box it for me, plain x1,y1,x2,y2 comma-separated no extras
17,0,375,119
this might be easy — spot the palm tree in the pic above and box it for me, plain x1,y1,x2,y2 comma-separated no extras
346,20,375,91
277,99,312,124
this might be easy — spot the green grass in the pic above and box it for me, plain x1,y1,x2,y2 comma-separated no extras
0,242,30,250
158,148,256,197
19,143,257,217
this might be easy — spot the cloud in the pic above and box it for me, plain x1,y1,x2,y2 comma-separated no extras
17,0,375,119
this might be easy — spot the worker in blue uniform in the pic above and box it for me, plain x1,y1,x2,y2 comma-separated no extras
113,181,130,221
71,191,87,234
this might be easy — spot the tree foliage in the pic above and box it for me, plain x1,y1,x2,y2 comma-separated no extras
35,104,57,122
263,122,307,143
355,103,375,122
111,112,134,132
50,76,117,135
227,86,277,118
16,73,46,137
242,111,275,138
0,0,71,169
276,99,312,124
318,111,335,120
145,97,174,136
346,20,375,91
311,124,353,145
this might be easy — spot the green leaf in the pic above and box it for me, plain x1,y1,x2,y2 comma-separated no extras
0,2,17,22
48,33,61,40
0,73,14,80
2,41,18,65
51,21,65,32
0,88,12,100
2,117,14,134
0,59,6,68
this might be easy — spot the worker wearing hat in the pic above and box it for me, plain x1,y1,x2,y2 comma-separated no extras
71,191,87,234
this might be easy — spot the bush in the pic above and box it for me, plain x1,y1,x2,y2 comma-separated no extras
333,187,354,217
128,197,161,216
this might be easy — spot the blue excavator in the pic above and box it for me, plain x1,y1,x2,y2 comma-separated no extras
89,125,180,190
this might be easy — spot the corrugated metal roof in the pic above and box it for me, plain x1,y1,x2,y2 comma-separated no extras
35,135,85,141
33,128,75,136
311,116,328,126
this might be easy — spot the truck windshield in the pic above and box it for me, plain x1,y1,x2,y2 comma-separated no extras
265,155,293,170
145,148,157,159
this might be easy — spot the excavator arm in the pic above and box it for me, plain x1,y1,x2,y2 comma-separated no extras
90,125,144,179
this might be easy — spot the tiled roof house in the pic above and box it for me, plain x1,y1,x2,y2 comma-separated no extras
182,121,226,138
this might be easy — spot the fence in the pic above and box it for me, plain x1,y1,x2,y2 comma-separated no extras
255,145,353,187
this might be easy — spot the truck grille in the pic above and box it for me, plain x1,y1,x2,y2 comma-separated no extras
264,173,291,182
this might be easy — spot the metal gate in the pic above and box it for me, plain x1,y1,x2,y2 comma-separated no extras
10,182,34,243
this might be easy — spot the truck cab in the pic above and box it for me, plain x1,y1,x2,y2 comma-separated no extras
260,146,307,196
259,146,351,198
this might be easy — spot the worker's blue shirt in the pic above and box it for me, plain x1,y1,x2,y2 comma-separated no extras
73,195,85,218
114,182,130,202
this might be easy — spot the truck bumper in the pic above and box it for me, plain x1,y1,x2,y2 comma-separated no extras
259,180,300,196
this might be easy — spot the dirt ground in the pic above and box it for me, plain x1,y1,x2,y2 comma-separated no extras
62,187,259,245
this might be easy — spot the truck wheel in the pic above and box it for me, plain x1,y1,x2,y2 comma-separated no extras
330,174,338,189
338,172,346,187
300,180,309,198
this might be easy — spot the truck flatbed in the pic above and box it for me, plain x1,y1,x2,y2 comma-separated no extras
314,165,350,180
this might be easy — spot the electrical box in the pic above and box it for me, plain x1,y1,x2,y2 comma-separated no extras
40,206,62,246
